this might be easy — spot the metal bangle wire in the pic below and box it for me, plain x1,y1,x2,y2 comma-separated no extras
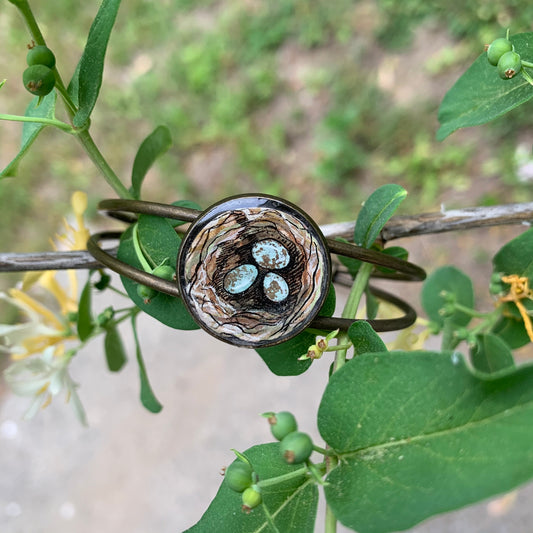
87,232,418,332
87,199,426,333
97,199,426,281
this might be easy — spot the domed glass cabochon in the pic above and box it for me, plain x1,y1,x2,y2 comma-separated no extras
177,195,331,347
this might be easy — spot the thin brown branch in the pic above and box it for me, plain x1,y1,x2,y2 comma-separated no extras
0,203,531,273
320,202,533,240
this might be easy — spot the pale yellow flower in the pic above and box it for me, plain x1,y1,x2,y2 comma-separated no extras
1,191,90,424
0,289,75,360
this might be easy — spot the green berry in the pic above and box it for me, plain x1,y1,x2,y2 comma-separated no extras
487,38,513,66
497,51,522,79
224,461,253,493
280,431,313,464
152,264,175,281
268,411,298,441
241,486,262,513
22,65,55,96
137,283,156,303
26,45,56,68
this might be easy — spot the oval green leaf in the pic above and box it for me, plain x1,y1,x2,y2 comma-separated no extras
354,184,407,248
421,265,474,327
77,278,94,341
255,284,336,375
348,321,387,355
437,33,533,140
131,125,172,199
104,324,127,372
318,350,533,533
73,0,122,127
117,221,199,330
185,443,318,533
470,332,514,374
1,92,57,177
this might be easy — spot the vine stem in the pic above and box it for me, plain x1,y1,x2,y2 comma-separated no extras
9,0,134,200
0,113,74,133
325,262,374,533
75,129,133,199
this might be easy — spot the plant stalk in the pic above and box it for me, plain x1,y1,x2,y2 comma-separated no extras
325,262,373,533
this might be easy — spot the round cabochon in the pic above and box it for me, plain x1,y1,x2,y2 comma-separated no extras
177,195,331,347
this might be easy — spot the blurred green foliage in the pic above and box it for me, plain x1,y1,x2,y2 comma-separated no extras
1,0,533,254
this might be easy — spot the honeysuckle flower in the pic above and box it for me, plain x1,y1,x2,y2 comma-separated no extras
1,191,90,424
0,289,75,359
4,346,87,425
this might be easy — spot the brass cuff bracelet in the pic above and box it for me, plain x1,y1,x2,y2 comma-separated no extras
87,194,426,348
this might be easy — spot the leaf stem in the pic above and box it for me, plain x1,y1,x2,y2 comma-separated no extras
132,224,153,273
9,0,46,45
312,444,336,456
0,113,74,133
76,129,134,199
256,465,309,489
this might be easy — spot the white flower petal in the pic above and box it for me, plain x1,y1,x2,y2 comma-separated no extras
23,394,46,420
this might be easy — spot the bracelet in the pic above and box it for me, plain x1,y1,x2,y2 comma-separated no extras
87,194,426,348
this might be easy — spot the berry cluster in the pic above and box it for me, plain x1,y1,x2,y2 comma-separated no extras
485,35,533,83
23,44,56,96
223,460,262,513
266,411,314,465
136,263,175,303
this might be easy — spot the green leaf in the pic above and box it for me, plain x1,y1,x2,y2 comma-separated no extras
318,283,336,318
336,237,361,278
348,321,387,355
73,0,122,128
493,227,533,279
104,324,127,372
131,315,162,413
117,219,199,330
421,266,474,327
437,33,533,140
256,331,314,376
255,284,336,376
470,333,514,373
67,60,81,107
185,443,318,533
376,246,408,274
77,278,94,341
491,314,531,349
131,125,172,199
354,184,407,248
1,92,57,177
492,228,533,347
318,350,533,533
170,200,202,227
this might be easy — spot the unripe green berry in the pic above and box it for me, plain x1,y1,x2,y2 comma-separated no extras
487,38,513,66
241,486,262,513
27,45,56,68
280,431,313,464
137,283,156,303
152,264,175,281
22,65,55,96
268,411,298,441
224,461,253,493
497,51,522,79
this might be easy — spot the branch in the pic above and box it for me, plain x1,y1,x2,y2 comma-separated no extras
320,202,533,240
0,203,531,273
